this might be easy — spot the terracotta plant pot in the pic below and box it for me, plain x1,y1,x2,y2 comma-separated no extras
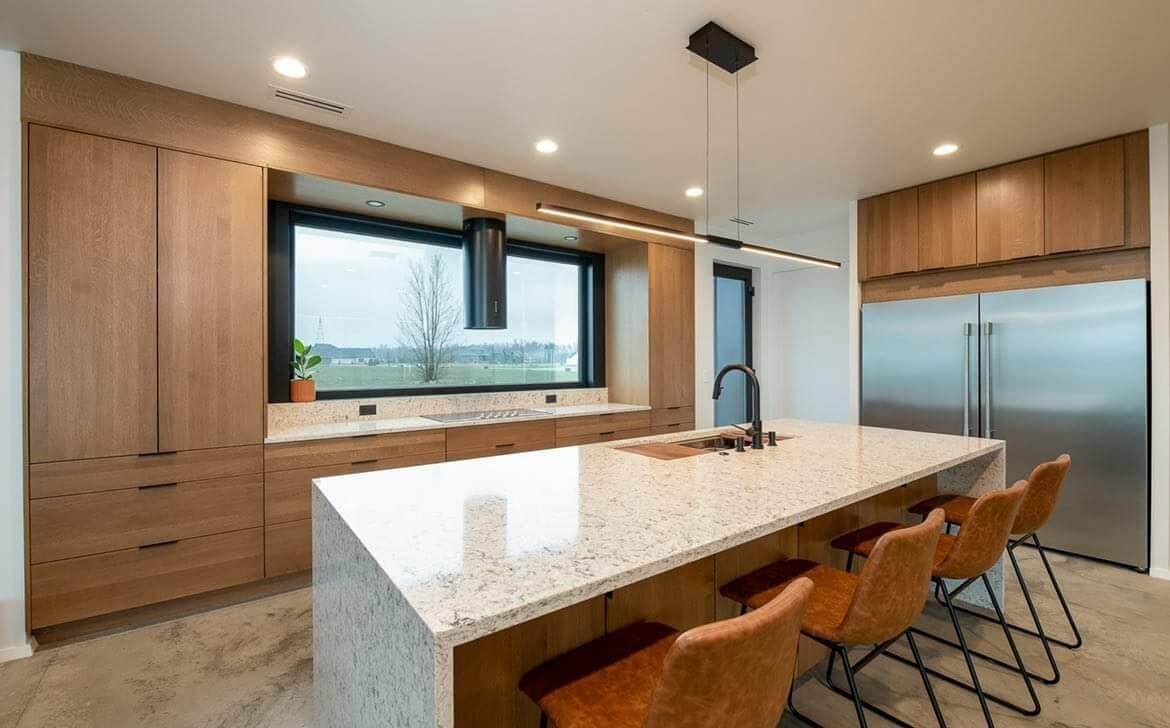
290,378,316,403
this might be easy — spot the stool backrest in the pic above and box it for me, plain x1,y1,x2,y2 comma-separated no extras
935,480,1028,579
643,578,813,728
1014,454,1072,535
836,509,945,646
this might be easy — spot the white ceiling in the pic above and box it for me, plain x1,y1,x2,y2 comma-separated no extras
3,0,1170,244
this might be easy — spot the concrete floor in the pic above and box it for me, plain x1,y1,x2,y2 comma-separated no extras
1,548,1168,727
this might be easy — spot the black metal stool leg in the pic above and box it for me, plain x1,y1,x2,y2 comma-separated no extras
823,636,940,728
837,646,869,728
906,631,947,728
980,573,1041,715
1032,535,1084,649
539,713,548,728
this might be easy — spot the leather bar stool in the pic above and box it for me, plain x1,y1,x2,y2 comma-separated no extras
519,577,812,728
719,510,948,728
832,481,1033,728
908,454,1075,685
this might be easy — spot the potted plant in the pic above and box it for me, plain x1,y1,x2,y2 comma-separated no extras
290,338,322,402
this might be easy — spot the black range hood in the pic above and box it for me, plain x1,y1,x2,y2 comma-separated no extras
462,217,507,329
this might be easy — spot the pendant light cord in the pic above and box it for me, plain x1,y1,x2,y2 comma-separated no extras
735,70,741,241
705,60,710,237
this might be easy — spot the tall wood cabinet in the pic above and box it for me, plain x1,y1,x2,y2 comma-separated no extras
648,244,695,411
26,126,266,629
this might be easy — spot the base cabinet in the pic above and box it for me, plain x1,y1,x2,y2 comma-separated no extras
265,520,312,577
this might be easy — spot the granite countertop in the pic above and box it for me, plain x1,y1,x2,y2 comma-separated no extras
312,419,1003,647
264,402,652,444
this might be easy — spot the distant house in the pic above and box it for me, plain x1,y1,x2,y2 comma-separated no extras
313,343,378,364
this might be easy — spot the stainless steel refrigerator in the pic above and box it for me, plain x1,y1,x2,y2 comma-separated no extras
861,279,1149,570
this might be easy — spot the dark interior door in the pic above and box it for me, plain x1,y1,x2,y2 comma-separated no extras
713,263,754,427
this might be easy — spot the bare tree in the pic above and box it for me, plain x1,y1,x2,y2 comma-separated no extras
398,253,460,383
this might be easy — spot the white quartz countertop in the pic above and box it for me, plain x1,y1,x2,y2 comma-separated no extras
265,402,651,444
313,419,1002,647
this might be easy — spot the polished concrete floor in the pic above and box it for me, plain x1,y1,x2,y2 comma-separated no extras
1,548,1168,727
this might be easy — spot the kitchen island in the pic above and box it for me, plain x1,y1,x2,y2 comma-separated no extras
312,419,1004,728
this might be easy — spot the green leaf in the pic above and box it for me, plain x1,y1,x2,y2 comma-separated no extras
293,339,306,356
307,355,322,369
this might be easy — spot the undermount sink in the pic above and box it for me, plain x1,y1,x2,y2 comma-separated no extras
674,434,744,452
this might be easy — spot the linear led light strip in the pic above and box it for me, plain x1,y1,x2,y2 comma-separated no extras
536,203,841,270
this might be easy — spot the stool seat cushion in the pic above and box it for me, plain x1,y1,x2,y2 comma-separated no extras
719,559,856,643
908,494,975,524
519,622,679,728
831,521,957,570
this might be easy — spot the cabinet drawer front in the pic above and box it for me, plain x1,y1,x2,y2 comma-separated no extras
651,421,694,436
445,441,551,462
30,528,264,629
29,445,263,499
445,420,556,454
554,411,651,439
264,429,446,472
556,427,651,448
30,474,263,563
265,451,445,525
266,519,311,577
651,407,695,427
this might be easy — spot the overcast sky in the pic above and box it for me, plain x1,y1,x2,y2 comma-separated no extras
294,226,580,349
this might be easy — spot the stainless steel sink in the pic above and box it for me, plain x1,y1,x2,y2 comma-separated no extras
673,434,744,452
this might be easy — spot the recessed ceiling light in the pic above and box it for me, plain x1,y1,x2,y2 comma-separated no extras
272,56,308,79
933,143,960,157
685,186,704,198
365,200,386,208
563,234,579,241
535,139,559,154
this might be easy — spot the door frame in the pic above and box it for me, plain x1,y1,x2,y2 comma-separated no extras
713,263,755,422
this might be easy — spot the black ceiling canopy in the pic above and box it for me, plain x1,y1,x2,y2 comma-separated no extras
686,21,758,74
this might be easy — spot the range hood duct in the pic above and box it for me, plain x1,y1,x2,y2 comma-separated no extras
462,217,507,329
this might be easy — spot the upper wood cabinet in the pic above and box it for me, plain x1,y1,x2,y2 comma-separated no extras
917,174,976,270
859,188,918,279
648,244,695,409
158,151,264,451
1124,130,1150,247
976,158,1045,263
28,126,159,463
1045,138,1125,254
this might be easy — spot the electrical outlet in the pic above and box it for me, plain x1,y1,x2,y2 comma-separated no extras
545,394,557,404
359,404,376,416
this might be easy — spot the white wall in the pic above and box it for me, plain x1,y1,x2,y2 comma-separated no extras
0,50,30,662
1149,123,1170,580
693,222,853,428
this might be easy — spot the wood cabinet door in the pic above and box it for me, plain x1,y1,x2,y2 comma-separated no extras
861,189,918,277
1045,138,1125,254
976,157,1045,263
28,126,158,462
1123,130,1150,247
158,151,264,451
648,244,695,409
918,174,976,270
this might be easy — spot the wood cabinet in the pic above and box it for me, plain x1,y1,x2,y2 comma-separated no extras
1045,138,1125,254
27,125,158,462
445,420,556,462
859,188,918,278
648,244,695,409
918,174,976,270
1125,130,1150,246
554,410,651,446
976,158,1046,263
264,429,446,473
158,151,265,450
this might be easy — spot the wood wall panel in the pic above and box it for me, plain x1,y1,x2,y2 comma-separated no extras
1045,138,1125,254
27,125,158,463
713,527,798,620
606,558,715,634
158,150,265,451
648,244,695,409
1125,130,1151,247
918,174,976,270
977,158,1045,263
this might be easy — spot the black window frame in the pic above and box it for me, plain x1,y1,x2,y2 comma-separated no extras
267,202,605,402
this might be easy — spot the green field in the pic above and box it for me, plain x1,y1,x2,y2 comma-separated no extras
315,362,579,391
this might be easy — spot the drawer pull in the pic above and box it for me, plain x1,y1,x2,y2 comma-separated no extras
352,433,378,439
600,431,616,436
351,459,378,465
495,442,516,449
138,482,178,491
138,450,178,458
139,539,179,550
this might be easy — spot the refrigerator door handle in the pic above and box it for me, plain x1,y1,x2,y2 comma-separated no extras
982,321,993,437
963,322,973,436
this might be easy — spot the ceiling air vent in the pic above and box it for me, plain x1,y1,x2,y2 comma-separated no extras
269,85,351,117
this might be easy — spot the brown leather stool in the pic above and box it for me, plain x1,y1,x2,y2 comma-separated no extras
519,577,812,728
909,455,1076,685
832,481,1032,728
719,510,948,728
